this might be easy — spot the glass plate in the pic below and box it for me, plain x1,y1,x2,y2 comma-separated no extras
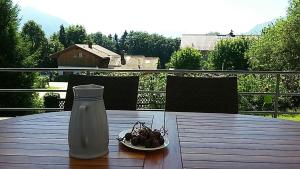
118,129,169,151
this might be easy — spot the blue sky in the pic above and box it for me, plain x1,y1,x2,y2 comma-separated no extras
14,0,289,37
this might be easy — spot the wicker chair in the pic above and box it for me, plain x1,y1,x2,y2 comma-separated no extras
165,76,238,114
64,75,139,111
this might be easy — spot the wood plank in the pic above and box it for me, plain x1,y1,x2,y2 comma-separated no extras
179,136,300,145
0,155,144,166
182,161,300,169
174,113,300,124
21,117,152,123
0,164,142,169
181,147,300,157
12,120,152,126
180,142,300,151
179,132,300,140
178,126,300,136
177,120,300,127
163,112,182,169
0,147,145,159
0,129,150,136
181,153,300,164
144,111,165,169
177,124,300,130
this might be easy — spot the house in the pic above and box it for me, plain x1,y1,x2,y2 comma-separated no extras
50,44,159,72
181,32,258,55
114,55,159,70
180,34,231,55
50,44,121,73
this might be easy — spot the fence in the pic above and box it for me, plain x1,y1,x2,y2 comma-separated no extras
0,68,299,117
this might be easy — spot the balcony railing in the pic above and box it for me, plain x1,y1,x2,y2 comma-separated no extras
0,68,299,117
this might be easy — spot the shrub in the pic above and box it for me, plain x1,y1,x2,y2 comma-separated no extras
167,47,203,69
44,93,60,111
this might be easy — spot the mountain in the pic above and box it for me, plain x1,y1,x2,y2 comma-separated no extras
19,7,69,37
246,19,277,35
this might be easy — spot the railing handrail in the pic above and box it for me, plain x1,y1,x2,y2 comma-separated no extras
0,68,299,115
0,68,299,75
1,89,300,97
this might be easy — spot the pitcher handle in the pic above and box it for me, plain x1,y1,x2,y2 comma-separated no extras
79,105,88,148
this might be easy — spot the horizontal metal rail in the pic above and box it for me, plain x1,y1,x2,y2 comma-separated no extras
0,89,66,92
0,68,299,75
0,109,299,114
0,108,63,111
1,89,299,97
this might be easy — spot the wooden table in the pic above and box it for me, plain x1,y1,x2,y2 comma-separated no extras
0,111,300,169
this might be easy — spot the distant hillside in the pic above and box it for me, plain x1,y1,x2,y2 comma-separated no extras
19,7,69,37
246,19,277,35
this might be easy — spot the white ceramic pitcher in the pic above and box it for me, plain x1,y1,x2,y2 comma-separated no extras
68,84,109,159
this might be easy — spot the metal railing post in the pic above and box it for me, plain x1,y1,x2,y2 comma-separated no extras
274,74,280,118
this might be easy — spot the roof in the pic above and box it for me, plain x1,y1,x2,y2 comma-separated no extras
180,34,230,51
114,55,159,70
76,44,120,58
50,44,120,59
181,34,259,51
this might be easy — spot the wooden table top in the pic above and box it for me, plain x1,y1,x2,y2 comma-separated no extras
0,111,300,169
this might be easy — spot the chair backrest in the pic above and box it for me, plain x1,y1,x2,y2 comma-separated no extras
165,76,238,114
64,75,139,111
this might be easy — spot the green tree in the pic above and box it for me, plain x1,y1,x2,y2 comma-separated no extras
0,0,20,67
113,33,120,54
0,0,38,116
125,31,180,68
89,32,116,52
246,0,300,71
245,0,300,111
58,25,68,48
20,20,48,67
46,33,64,67
48,33,64,55
119,30,128,52
108,34,112,40
21,20,47,52
167,47,203,69
65,25,87,46
207,37,253,70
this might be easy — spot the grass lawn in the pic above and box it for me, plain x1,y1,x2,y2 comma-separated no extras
47,86,61,90
251,113,300,122
278,114,300,122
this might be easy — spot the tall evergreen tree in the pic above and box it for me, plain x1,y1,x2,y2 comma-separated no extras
120,30,128,53
108,34,112,40
58,25,68,48
113,34,120,54
0,0,20,67
0,0,37,116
